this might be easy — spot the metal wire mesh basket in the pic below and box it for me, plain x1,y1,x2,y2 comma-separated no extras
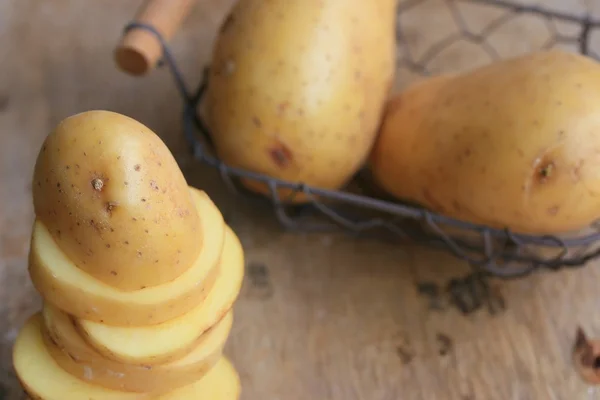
122,0,600,287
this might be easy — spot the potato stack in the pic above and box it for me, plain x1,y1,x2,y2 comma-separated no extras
12,110,244,399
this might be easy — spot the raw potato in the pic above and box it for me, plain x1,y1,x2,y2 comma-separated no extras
163,357,241,399
13,314,240,400
204,0,397,202
32,110,202,291
76,225,245,365
370,50,600,234
29,188,224,326
42,306,232,393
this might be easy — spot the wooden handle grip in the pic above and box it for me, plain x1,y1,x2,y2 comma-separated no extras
115,0,196,76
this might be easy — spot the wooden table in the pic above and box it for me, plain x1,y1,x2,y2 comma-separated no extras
2,1,600,399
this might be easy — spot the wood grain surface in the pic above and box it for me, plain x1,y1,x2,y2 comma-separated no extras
3,1,600,399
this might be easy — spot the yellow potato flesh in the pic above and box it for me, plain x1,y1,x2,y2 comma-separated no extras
42,306,232,393
76,225,244,364
32,110,202,291
158,357,241,400
29,188,224,326
14,314,240,400
15,314,141,400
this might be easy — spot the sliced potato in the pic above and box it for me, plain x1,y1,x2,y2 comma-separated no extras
14,314,143,400
75,225,244,364
14,314,240,399
29,188,224,326
157,357,241,400
43,306,232,393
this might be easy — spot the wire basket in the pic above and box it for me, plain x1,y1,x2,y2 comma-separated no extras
122,0,600,303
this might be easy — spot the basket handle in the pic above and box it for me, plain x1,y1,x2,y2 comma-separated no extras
114,0,197,76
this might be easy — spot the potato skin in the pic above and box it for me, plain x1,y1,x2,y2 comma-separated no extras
32,110,202,291
28,188,224,327
370,50,600,235
204,0,397,202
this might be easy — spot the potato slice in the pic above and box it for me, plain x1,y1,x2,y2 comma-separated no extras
157,357,241,400
75,225,244,365
42,306,232,393
29,188,224,326
14,314,142,400
14,314,240,399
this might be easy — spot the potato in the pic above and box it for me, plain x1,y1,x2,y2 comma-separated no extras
29,188,224,326
42,305,232,393
162,357,241,400
32,110,202,291
370,50,600,235
14,314,141,400
75,224,244,365
204,0,397,202
13,314,240,399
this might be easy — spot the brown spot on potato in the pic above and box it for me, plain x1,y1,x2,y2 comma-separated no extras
150,180,159,191
572,160,584,182
269,141,293,168
91,178,104,191
536,160,555,184
110,271,117,276
89,219,102,233
277,102,289,114
134,164,141,172
547,205,560,216
105,201,118,216
252,116,262,127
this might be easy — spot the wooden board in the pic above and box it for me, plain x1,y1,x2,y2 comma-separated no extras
2,1,600,399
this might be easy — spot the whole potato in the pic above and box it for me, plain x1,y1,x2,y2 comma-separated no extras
370,50,600,235
32,110,202,291
204,0,397,202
